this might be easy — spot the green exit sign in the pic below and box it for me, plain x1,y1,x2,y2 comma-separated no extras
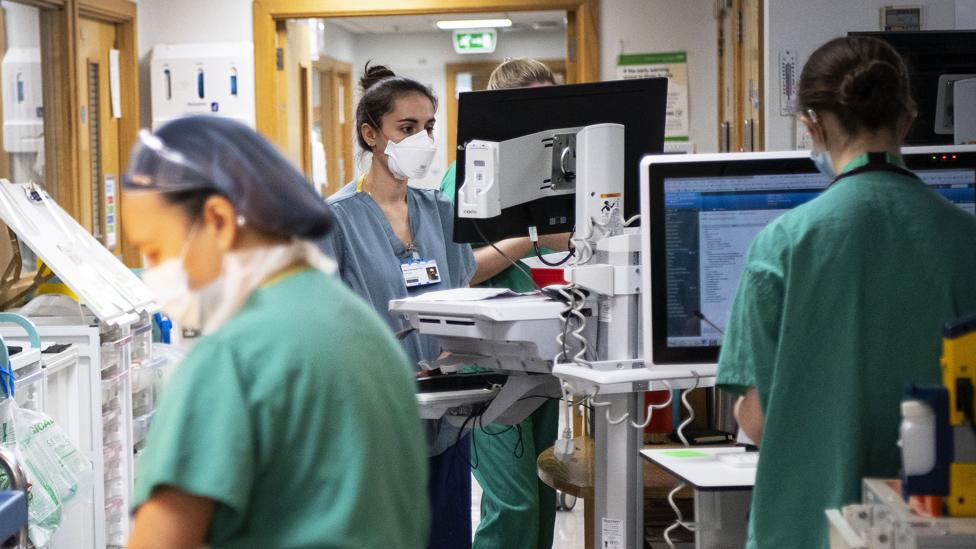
453,29,497,54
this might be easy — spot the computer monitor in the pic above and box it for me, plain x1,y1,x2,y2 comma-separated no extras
452,78,668,243
849,31,976,145
639,145,976,370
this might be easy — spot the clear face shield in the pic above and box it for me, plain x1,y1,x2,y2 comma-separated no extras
123,129,215,193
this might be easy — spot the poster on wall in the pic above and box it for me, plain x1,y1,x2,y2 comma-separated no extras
617,52,689,142
104,174,117,249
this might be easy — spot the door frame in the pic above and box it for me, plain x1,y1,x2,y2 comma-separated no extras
76,0,139,264
252,0,599,153
444,58,566,166
298,62,312,176
0,7,8,179
0,0,138,269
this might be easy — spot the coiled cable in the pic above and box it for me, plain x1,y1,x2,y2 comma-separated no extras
664,372,702,549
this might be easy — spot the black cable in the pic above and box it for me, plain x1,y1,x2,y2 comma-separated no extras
472,219,539,289
456,413,480,470
533,241,574,267
514,393,594,412
513,424,525,459
479,421,517,437
692,310,725,335
453,396,591,470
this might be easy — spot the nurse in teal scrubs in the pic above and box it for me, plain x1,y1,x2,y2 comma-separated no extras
122,116,428,549
716,37,976,548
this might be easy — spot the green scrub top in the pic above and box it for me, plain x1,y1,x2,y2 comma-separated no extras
133,268,429,549
440,161,541,292
716,153,976,549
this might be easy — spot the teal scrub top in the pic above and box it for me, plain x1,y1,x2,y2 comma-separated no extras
319,180,476,455
133,269,429,549
716,153,976,549
440,161,541,293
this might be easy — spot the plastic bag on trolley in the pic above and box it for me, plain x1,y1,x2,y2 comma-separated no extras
0,395,93,548
152,342,188,385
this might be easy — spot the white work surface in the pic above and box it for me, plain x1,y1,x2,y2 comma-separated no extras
640,447,757,491
390,291,565,321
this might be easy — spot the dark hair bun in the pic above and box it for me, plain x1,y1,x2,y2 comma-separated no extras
839,60,903,127
797,36,915,135
360,62,396,92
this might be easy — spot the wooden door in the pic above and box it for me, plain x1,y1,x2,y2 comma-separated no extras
77,17,120,252
717,0,763,152
444,59,566,165
741,0,763,151
717,0,737,152
315,57,352,197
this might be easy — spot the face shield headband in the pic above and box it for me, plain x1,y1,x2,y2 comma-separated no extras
122,129,216,193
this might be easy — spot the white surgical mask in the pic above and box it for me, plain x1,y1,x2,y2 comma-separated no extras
384,130,436,181
811,148,836,180
141,256,221,333
141,227,199,330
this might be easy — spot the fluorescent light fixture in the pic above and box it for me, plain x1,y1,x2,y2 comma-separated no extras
436,18,512,30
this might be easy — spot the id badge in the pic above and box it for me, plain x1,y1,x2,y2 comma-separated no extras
401,258,442,288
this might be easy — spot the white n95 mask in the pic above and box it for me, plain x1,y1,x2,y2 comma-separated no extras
384,130,436,181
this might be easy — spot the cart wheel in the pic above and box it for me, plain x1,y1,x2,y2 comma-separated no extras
557,491,577,511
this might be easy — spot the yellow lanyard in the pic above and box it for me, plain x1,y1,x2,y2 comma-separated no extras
356,173,367,193
260,265,309,289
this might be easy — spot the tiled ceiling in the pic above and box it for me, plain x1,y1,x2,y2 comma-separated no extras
326,11,566,35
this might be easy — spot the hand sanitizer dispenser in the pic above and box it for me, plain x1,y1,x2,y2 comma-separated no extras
150,43,255,130
2,48,43,153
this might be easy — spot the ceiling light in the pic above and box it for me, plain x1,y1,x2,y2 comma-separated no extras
435,18,512,30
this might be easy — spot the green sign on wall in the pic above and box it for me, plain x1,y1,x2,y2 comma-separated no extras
453,29,497,54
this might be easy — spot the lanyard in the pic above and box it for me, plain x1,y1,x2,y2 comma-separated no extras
356,173,419,260
830,152,919,187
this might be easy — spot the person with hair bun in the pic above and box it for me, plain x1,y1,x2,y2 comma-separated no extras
123,116,428,548
715,36,976,548
320,63,476,549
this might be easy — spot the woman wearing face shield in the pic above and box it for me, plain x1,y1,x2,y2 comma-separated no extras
122,116,429,549
714,36,976,548
319,64,476,549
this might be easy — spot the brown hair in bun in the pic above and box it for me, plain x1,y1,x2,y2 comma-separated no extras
355,61,438,152
797,36,915,135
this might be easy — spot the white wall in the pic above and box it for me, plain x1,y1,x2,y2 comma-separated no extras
136,0,253,128
3,2,43,184
599,0,718,152
4,2,40,48
345,30,566,189
316,20,356,65
958,0,976,27
764,0,959,150
135,1,722,159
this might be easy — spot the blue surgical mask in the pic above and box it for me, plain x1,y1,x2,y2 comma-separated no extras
811,148,836,180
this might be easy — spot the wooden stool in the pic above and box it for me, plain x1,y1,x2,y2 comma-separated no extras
537,436,595,549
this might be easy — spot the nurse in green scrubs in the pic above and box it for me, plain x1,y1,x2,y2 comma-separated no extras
121,116,428,549
716,37,976,548
440,58,570,549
